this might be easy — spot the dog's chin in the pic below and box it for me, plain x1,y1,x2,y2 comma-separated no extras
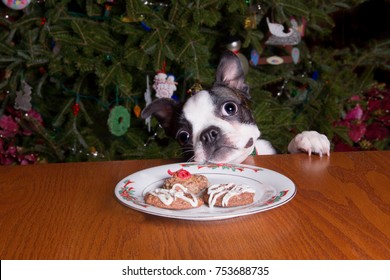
194,145,254,164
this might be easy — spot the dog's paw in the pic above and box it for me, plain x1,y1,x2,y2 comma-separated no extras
288,131,330,157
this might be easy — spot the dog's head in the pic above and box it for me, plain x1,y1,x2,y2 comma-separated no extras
141,51,260,163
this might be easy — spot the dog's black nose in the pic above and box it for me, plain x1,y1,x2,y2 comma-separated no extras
200,126,220,144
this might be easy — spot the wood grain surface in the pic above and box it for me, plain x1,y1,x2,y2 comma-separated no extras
0,151,389,260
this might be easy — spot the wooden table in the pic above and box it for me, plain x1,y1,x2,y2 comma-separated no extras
1,151,389,260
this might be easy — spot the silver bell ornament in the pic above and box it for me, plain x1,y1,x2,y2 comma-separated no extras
227,40,242,53
226,40,249,75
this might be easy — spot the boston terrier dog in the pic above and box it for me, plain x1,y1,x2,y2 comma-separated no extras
141,51,330,164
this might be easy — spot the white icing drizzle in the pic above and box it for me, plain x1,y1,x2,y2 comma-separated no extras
207,183,255,208
149,183,199,207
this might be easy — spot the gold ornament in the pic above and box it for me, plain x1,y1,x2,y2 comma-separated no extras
244,14,257,29
187,82,203,96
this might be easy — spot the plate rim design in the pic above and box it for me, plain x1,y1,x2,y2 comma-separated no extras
114,162,296,221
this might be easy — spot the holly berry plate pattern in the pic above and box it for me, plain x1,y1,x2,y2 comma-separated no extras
114,162,296,221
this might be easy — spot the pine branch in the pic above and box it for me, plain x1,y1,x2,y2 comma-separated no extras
22,115,65,161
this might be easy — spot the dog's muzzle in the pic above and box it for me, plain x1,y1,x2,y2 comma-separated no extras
197,126,240,162
200,126,221,145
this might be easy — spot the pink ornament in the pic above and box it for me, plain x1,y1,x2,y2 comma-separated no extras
2,0,31,10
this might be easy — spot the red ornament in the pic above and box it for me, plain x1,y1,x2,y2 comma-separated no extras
72,103,80,116
39,67,46,74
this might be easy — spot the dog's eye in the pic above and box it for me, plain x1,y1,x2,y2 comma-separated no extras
177,131,190,145
222,102,238,116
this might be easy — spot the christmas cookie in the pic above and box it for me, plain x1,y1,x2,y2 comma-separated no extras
204,183,255,208
163,169,208,194
145,184,204,210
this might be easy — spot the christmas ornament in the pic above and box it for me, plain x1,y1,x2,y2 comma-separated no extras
104,0,115,17
291,47,300,64
187,81,203,96
250,49,260,66
265,17,301,46
254,45,301,65
133,104,141,118
72,103,80,116
153,72,177,99
226,39,249,75
244,1,262,29
88,146,99,157
39,67,46,75
144,75,152,132
291,17,307,37
14,80,32,111
72,94,81,116
266,56,284,65
107,105,131,136
226,40,242,53
2,0,31,10
244,17,256,29
253,17,306,66
40,17,46,26
85,146,105,159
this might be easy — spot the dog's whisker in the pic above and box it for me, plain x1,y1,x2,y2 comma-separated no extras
184,152,195,162
179,148,195,162
181,148,195,155
186,155,195,162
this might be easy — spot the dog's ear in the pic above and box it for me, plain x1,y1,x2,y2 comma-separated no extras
215,51,250,98
141,98,181,138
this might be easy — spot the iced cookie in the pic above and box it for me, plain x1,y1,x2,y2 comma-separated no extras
203,183,255,208
163,168,208,194
145,184,204,210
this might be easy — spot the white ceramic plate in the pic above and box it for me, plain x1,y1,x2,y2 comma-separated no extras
114,162,296,221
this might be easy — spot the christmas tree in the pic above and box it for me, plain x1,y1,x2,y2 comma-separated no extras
0,0,389,164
